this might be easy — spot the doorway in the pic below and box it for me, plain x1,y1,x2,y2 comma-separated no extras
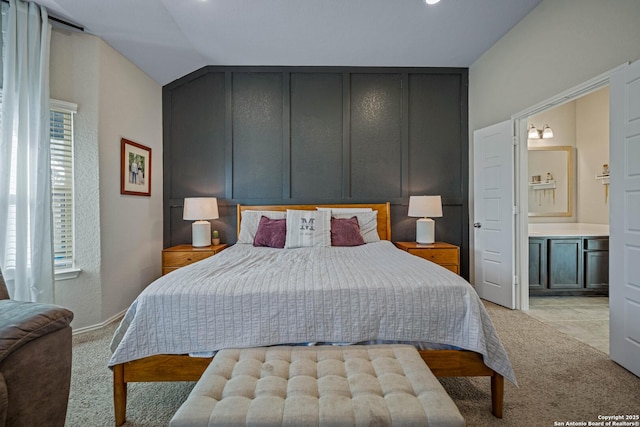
511,67,619,312
524,87,610,353
500,62,640,376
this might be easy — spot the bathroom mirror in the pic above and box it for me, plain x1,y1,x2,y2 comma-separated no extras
528,146,573,217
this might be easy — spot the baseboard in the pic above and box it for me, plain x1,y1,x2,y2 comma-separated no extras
72,309,125,335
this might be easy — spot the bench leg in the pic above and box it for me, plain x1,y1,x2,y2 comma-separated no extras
114,364,127,426
491,373,504,418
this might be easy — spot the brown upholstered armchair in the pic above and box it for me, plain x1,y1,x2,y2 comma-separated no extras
0,268,74,427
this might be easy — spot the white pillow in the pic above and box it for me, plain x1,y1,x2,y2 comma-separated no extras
285,209,331,248
316,207,373,214
238,210,286,244
332,211,380,243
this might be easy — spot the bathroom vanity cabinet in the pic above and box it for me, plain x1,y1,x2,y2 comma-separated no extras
529,235,609,296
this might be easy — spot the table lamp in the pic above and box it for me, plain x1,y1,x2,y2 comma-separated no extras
183,197,219,247
408,195,443,244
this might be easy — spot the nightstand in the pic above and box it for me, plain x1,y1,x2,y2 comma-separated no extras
395,242,460,275
161,243,228,275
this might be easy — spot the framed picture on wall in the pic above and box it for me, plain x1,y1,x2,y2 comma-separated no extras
121,138,151,196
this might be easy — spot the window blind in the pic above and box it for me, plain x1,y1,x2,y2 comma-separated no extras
50,104,75,270
0,97,76,273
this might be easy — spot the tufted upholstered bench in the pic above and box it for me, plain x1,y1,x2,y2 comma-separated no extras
170,344,465,426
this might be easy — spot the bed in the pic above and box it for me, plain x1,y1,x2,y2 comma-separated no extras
110,202,515,426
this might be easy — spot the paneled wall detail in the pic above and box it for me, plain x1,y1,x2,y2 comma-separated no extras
163,66,470,277
350,73,403,200
232,72,284,199
290,73,343,199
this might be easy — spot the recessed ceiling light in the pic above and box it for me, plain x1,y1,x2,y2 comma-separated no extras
425,0,441,4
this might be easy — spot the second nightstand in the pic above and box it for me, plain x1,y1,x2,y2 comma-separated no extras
395,241,460,275
161,243,228,275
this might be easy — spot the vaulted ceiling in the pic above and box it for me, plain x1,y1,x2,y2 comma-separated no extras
38,0,542,86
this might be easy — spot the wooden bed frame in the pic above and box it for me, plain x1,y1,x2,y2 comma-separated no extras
113,202,504,425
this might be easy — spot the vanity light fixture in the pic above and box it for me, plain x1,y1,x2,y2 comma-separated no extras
527,124,554,139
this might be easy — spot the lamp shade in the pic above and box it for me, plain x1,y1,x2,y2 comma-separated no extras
408,196,442,218
183,197,219,220
528,124,554,140
527,124,540,139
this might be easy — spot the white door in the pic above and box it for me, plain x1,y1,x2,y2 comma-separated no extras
473,121,515,309
609,61,640,377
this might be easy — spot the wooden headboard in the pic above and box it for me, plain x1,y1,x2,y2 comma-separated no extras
237,202,391,241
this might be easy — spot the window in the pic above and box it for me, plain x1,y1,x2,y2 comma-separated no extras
50,100,77,273
0,96,78,277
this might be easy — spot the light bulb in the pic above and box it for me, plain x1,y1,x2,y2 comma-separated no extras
527,124,540,139
425,0,441,4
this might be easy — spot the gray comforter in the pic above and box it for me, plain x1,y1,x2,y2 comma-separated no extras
109,241,516,384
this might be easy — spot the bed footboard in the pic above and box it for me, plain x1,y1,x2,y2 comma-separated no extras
113,355,213,426
113,349,503,425
419,349,504,418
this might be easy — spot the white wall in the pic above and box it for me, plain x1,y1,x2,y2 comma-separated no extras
469,0,640,131
468,0,640,287
97,39,163,320
576,87,609,224
50,30,103,327
49,29,162,329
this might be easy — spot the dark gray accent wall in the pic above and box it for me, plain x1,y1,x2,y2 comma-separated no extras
232,72,284,199
350,73,403,200
163,66,470,278
290,73,343,199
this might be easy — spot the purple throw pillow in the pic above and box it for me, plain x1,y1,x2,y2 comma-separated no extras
253,216,286,248
331,216,365,247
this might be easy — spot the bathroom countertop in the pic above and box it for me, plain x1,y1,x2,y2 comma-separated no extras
528,223,609,237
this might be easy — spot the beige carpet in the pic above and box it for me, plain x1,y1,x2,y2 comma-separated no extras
65,302,640,426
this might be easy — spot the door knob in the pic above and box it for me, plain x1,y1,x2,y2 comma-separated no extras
473,222,482,228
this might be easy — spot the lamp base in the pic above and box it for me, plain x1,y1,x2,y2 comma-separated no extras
192,220,211,247
416,218,435,244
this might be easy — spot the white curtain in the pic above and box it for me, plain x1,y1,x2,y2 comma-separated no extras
0,0,53,302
